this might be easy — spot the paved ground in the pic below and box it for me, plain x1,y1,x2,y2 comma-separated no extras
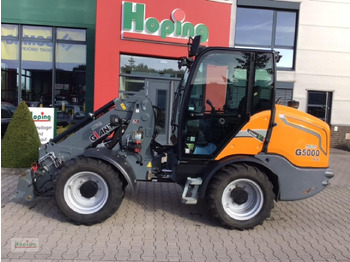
1,148,350,262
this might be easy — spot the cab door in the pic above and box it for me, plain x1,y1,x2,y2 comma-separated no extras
178,49,274,160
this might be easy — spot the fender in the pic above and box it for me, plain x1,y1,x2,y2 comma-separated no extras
198,154,277,199
84,148,137,194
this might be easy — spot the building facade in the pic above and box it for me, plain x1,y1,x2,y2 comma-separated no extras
2,0,350,147
230,0,350,148
1,0,96,113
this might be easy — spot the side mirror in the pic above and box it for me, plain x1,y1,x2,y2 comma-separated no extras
188,36,201,57
275,51,282,63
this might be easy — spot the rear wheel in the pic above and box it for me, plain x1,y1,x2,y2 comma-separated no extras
55,157,124,225
207,164,274,230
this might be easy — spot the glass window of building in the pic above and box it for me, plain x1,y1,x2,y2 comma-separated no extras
119,55,184,97
21,26,53,106
275,81,294,106
119,55,185,144
1,24,20,105
307,91,332,124
235,6,298,69
1,24,87,118
55,28,87,112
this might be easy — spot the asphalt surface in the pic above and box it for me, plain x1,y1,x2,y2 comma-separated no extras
1,148,350,262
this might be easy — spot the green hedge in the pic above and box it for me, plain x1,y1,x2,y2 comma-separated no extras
1,101,41,168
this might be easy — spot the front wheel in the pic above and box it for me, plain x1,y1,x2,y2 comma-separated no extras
207,164,274,230
54,157,124,225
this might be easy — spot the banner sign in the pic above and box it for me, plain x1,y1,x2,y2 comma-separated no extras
1,26,85,64
29,107,55,144
122,1,209,45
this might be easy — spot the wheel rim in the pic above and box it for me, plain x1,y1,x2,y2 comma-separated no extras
64,171,109,214
221,178,264,221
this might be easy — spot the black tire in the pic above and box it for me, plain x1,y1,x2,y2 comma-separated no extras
54,156,124,225
207,164,274,230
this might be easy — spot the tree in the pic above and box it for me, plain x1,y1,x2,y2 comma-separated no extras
1,101,41,168
128,57,136,68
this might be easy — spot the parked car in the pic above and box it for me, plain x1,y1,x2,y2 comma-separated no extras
26,101,41,107
52,104,83,126
73,111,87,121
52,103,80,115
56,111,75,127
1,102,17,138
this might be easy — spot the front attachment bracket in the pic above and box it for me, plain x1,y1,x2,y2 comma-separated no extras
14,169,35,202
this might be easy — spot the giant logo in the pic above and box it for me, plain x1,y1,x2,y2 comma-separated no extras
89,123,115,142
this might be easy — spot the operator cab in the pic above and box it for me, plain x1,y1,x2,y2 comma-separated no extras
172,37,276,160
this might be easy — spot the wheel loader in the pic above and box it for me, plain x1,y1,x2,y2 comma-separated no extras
15,36,334,230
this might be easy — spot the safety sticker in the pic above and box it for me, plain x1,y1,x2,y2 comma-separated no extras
247,129,265,142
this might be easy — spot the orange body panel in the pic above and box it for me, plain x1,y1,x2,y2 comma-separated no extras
216,105,330,168
216,111,270,159
268,105,330,168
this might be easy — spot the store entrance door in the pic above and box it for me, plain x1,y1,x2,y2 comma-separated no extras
146,78,180,145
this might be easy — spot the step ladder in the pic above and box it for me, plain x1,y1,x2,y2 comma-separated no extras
182,177,203,204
